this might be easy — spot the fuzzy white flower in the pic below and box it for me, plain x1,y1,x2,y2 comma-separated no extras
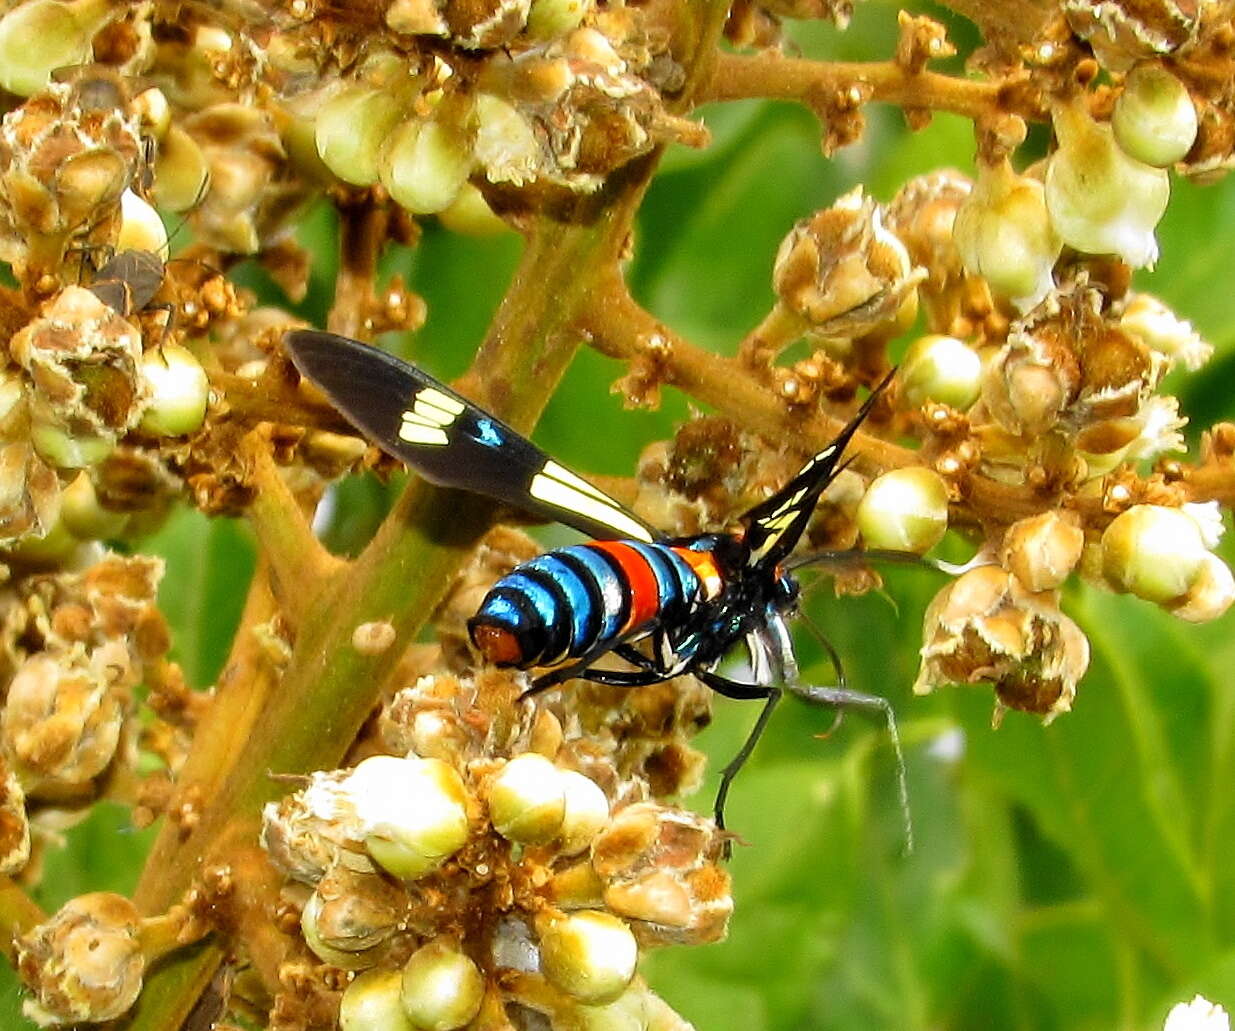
1121,295,1213,372
1125,396,1187,462
1183,501,1226,551
1164,995,1230,1031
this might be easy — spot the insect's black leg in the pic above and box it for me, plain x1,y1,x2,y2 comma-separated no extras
786,680,913,855
695,669,783,844
614,643,659,671
569,667,672,687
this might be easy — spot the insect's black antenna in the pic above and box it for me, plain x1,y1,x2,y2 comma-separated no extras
795,609,914,856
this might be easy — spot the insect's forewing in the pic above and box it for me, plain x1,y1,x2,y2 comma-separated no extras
741,370,894,570
285,330,661,544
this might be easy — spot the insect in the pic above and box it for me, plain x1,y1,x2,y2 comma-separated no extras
285,329,908,840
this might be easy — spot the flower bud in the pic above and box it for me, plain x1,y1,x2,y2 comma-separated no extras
340,969,415,1031
556,769,610,856
526,0,591,38
1112,64,1198,168
316,87,405,186
17,893,144,1025
116,191,169,258
572,978,694,1031
487,752,565,844
300,864,404,969
379,118,473,215
437,184,509,236
473,93,541,186
953,159,1061,310
899,334,981,410
1045,101,1170,268
1166,553,1235,623
1002,510,1083,592
1101,504,1207,604
61,471,128,540
347,755,470,880
30,418,114,470
1119,294,1212,371
153,127,211,213
399,940,485,1031
138,345,209,437
537,909,638,1004
857,467,949,554
0,0,115,97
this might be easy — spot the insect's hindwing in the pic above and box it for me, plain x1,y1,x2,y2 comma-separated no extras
285,330,660,544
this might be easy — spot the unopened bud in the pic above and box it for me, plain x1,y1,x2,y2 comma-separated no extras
31,418,114,470
346,755,470,880
116,191,169,258
487,752,565,844
1112,64,1198,168
526,0,591,38
538,909,638,1004
1101,504,1207,604
316,87,405,187
0,0,114,97
953,159,1061,310
437,183,509,236
61,472,127,540
379,118,472,215
857,467,949,553
556,770,610,856
1045,101,1169,268
153,127,211,213
399,940,485,1031
899,334,981,409
340,969,415,1031
138,344,210,437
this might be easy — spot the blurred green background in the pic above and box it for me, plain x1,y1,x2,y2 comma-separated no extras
7,2,1235,1028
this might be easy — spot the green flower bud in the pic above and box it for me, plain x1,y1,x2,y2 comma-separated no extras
399,941,484,1031
1101,504,1207,604
437,183,509,236
899,334,981,410
1045,101,1169,268
1112,64,1198,168
953,159,1061,311
340,969,415,1031
0,0,116,97
30,418,114,469
60,472,127,540
487,752,565,844
556,770,610,856
538,909,638,1004
316,87,405,187
347,755,470,880
153,127,211,213
856,467,949,554
526,0,592,39
473,93,540,185
139,344,210,437
379,118,472,215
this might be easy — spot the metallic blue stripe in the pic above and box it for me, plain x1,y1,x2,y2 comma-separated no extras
523,553,601,656
561,544,626,647
632,542,700,616
494,573,561,646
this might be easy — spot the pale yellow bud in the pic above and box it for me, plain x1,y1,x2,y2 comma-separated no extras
1167,553,1235,623
1101,505,1207,604
1112,64,1198,168
899,334,982,410
538,909,638,1004
379,118,472,215
340,969,415,1031
487,752,565,844
1001,510,1083,592
116,191,169,258
0,0,115,97
399,941,485,1031
857,467,949,554
316,87,405,187
556,770,610,856
139,344,210,437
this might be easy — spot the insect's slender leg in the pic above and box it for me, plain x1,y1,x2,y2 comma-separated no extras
566,667,672,687
614,643,659,671
785,679,913,855
694,669,782,839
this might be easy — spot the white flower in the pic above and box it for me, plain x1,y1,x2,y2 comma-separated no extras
1120,295,1213,372
1125,396,1187,462
1164,995,1230,1031
1183,501,1226,551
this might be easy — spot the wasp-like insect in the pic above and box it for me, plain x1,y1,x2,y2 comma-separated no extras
285,330,908,839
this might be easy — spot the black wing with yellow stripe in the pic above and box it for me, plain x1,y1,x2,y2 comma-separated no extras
284,330,660,544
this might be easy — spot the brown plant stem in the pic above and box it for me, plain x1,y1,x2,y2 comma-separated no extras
701,52,1007,119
